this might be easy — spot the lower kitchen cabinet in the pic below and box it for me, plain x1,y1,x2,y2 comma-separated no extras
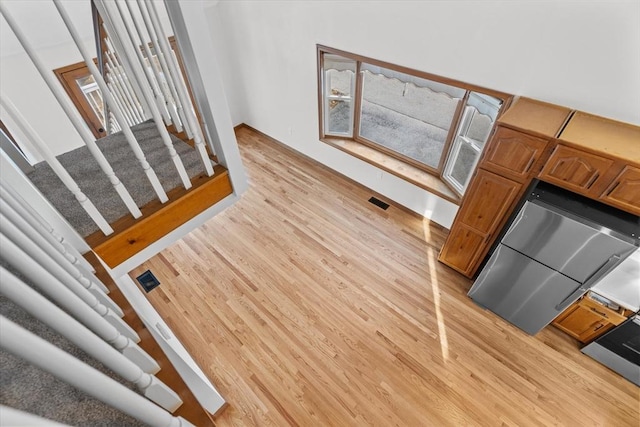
552,292,632,344
438,169,523,277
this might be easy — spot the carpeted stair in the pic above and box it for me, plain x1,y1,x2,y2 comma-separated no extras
27,120,209,237
0,263,146,426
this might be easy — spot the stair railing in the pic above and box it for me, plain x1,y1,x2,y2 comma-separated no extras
52,0,169,203
0,96,114,235
0,2,143,226
143,0,214,176
99,1,193,189
1,318,193,426
0,183,94,273
96,0,214,177
0,175,191,424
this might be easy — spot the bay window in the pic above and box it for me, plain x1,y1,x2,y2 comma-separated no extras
317,45,510,198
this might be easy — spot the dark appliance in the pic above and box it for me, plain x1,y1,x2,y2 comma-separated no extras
582,315,640,386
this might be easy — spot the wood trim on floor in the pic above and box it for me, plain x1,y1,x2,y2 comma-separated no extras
83,251,220,426
85,165,233,268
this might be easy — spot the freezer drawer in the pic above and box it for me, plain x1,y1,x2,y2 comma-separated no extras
468,244,585,335
501,201,637,283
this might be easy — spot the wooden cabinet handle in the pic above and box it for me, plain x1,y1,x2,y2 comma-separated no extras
605,181,620,196
525,157,536,173
586,173,599,189
591,307,608,318
594,323,605,331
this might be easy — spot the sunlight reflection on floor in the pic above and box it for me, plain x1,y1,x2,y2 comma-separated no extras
423,219,449,362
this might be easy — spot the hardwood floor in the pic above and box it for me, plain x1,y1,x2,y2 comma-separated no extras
130,127,639,426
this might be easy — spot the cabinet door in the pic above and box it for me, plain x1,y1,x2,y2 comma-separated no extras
599,165,640,215
552,303,613,343
539,145,613,196
439,169,523,277
481,126,549,182
438,223,486,276
552,295,626,343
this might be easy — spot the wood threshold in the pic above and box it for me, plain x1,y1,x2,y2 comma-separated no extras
85,165,233,268
322,137,461,204
83,252,218,426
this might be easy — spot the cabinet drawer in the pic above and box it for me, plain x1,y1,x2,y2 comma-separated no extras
539,145,613,196
481,126,549,182
577,295,627,325
599,165,640,215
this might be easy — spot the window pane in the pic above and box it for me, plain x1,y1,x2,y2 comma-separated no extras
75,75,106,127
327,100,351,134
443,92,502,194
323,53,355,136
359,67,461,169
449,138,480,188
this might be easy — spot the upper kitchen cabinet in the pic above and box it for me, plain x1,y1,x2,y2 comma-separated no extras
554,112,640,215
599,166,640,215
481,127,548,182
538,145,614,196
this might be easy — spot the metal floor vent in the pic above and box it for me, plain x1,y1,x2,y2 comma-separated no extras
368,196,390,210
136,270,161,293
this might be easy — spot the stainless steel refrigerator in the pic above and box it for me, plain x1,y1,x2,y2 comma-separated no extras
468,185,639,335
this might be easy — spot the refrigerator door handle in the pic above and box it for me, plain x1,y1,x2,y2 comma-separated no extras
554,255,621,312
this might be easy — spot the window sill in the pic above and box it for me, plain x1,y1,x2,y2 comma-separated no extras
322,137,461,205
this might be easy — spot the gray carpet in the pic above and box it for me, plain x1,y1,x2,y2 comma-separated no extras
0,263,146,426
27,120,209,237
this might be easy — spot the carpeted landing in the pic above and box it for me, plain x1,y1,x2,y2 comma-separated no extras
27,120,210,237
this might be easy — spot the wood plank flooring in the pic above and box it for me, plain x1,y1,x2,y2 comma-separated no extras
130,127,639,426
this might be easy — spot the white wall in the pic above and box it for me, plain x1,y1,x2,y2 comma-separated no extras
0,39,92,162
204,0,640,228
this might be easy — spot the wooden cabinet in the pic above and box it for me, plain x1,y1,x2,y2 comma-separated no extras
552,292,632,343
438,98,571,278
438,224,486,275
481,126,549,182
598,166,640,215
539,145,614,197
438,98,639,280
438,169,522,276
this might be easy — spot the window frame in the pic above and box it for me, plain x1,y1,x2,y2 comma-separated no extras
317,44,513,198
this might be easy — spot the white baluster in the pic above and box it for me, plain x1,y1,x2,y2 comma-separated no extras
1,268,183,412
144,0,214,177
105,0,192,190
0,96,114,235
136,0,187,134
116,1,178,129
104,49,146,121
52,0,169,204
0,406,70,427
0,3,143,220
107,76,135,127
0,209,120,314
133,0,185,134
0,231,133,339
0,235,159,373
0,318,194,427
107,65,142,124
0,182,94,273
